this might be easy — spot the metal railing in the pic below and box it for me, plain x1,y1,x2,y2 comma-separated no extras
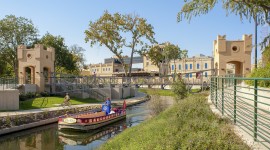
0,77,17,90
210,76,270,149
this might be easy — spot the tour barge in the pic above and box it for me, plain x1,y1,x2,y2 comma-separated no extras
58,102,126,131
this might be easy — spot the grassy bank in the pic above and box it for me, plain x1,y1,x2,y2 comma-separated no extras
138,88,175,96
19,97,101,110
100,92,250,150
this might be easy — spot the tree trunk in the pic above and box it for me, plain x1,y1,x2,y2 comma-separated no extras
129,49,134,77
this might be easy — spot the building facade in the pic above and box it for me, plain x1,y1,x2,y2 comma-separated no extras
169,54,214,81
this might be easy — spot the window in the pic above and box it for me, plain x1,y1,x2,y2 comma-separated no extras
205,63,208,69
108,68,110,71
146,62,149,66
205,72,208,77
97,69,99,72
115,69,119,72
106,68,107,71
179,64,181,70
190,73,192,78
172,65,174,70
103,68,105,71
197,64,200,69
185,64,188,70
185,74,189,78
190,64,192,69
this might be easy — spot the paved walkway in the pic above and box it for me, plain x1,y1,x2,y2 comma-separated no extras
0,92,147,117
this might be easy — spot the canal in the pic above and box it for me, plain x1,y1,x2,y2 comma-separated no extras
0,96,174,150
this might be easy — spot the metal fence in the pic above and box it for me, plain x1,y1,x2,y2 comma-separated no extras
210,76,270,149
0,77,17,90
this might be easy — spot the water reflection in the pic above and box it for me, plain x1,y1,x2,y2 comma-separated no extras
0,96,173,150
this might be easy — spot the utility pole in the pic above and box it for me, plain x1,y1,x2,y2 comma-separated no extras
255,14,258,69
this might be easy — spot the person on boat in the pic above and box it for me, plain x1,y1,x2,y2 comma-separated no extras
102,97,111,115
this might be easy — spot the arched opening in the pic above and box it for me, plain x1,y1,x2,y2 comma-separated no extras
25,66,35,84
226,61,243,76
43,67,49,83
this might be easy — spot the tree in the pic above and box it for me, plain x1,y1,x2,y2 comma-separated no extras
38,33,78,74
163,43,183,81
178,0,270,47
85,11,155,76
147,45,164,75
69,44,86,70
0,15,38,77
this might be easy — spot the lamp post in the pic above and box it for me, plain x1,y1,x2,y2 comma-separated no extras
255,14,258,69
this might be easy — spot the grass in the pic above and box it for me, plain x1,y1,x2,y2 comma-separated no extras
99,92,250,150
19,96,102,110
138,88,175,96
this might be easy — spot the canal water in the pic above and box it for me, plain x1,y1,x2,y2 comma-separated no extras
0,96,174,150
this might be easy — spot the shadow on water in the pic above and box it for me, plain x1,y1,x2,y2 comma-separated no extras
0,96,174,150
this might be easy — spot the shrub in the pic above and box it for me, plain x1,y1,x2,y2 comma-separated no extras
147,94,167,116
246,63,270,87
172,79,188,101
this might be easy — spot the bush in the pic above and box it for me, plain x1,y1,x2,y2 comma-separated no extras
172,79,188,101
147,94,167,116
40,91,49,97
246,63,270,87
19,93,27,101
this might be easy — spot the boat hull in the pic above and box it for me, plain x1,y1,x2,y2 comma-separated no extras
58,111,126,131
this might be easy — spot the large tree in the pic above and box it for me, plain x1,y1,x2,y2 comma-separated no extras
178,0,270,47
85,11,155,76
38,33,78,74
0,15,38,77
147,45,164,75
69,44,86,70
163,43,188,81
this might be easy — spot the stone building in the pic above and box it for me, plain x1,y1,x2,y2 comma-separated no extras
213,35,252,76
17,44,55,92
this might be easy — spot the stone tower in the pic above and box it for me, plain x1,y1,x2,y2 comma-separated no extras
17,44,55,92
213,35,252,76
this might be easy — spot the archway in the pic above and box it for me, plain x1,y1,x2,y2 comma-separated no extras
43,67,49,83
226,61,243,76
25,66,35,84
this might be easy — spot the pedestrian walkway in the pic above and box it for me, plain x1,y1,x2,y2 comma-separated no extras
0,92,147,117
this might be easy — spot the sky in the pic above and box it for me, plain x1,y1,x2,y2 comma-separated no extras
0,0,268,65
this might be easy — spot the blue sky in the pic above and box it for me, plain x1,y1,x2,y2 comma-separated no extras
0,0,268,65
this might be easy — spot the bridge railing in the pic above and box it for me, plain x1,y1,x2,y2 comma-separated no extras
210,76,270,149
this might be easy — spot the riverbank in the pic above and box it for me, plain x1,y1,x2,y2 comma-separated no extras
100,92,250,150
0,92,149,136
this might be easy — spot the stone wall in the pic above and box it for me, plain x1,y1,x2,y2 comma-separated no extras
0,90,19,110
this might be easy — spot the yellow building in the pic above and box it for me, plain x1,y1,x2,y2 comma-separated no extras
89,61,123,77
169,54,214,81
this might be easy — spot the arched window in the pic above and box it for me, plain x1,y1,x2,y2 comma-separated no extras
197,64,200,69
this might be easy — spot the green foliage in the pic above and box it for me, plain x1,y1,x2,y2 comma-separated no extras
85,11,156,76
100,93,250,150
172,79,188,101
246,63,270,87
178,0,270,48
138,88,175,96
0,15,38,77
37,33,80,74
147,45,164,73
19,92,37,101
262,45,270,64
